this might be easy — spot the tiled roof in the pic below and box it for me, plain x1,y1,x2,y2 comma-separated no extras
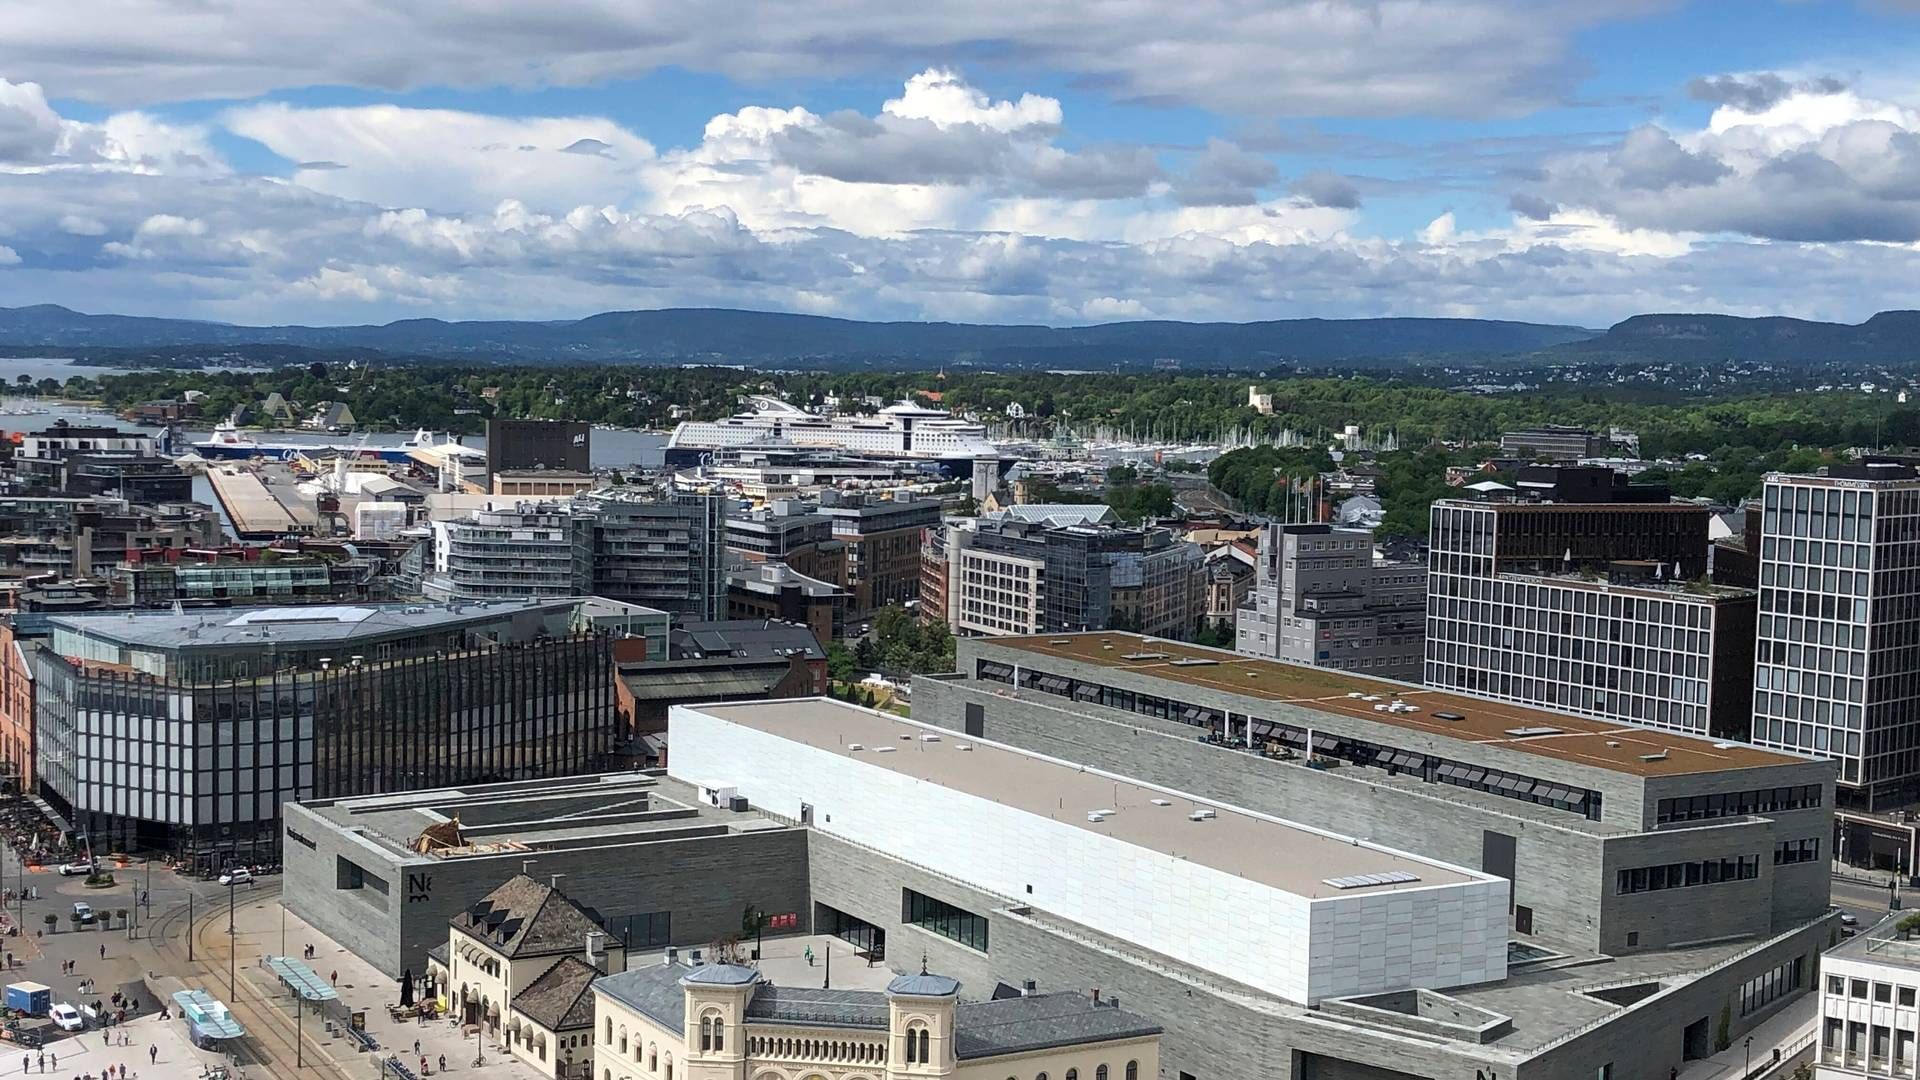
513,956,601,1032
450,874,621,960
595,963,689,1031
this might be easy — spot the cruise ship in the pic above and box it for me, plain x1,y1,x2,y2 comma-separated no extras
666,397,1002,477
191,423,484,464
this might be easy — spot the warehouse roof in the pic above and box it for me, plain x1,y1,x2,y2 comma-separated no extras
689,699,1482,900
980,633,1807,779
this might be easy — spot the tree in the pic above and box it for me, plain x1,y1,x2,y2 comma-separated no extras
826,643,855,685
307,361,329,380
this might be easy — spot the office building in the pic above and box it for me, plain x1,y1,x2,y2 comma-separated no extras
116,556,382,608
1817,914,1920,1076
581,487,729,621
1235,523,1424,678
0,498,221,583
422,488,730,619
425,501,594,602
1499,425,1614,462
485,418,590,480
1426,488,1756,739
724,501,847,587
6,422,190,502
817,492,941,616
932,515,1205,639
34,599,614,865
906,632,1835,1078
1753,464,1920,809
726,562,846,645
491,471,598,499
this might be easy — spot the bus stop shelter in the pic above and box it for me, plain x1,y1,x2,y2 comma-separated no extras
171,989,246,1050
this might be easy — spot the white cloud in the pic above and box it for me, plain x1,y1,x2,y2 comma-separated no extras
882,69,1061,131
1526,79,1920,243
0,76,221,175
0,245,19,266
224,103,655,212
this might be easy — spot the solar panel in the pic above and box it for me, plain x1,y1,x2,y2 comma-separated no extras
1322,870,1422,890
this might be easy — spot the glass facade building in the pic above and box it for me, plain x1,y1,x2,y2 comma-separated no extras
1753,465,1920,804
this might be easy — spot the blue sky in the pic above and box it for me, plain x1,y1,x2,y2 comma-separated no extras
4,1,1920,327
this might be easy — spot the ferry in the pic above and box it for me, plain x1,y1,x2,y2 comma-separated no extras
191,423,483,464
666,397,1002,478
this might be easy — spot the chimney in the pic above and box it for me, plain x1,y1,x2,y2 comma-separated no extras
1021,979,1037,996
549,873,566,891
663,946,678,967
585,932,607,971
1090,988,1100,1004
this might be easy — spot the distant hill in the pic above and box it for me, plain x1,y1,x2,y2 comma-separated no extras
1550,311,1920,365
0,304,1595,368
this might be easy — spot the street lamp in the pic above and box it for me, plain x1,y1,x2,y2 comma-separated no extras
227,877,238,998
1744,1034,1753,1077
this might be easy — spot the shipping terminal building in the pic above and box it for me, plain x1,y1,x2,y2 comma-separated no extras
285,632,1839,1080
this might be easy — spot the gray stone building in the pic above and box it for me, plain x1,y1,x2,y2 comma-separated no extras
282,771,809,978
1234,522,1424,678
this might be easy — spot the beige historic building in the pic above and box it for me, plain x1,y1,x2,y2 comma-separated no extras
427,874,630,1078
591,960,1160,1080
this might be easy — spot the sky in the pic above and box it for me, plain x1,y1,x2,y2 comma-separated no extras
4,2,1920,329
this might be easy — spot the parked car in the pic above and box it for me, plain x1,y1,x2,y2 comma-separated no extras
48,1004,82,1032
1840,912,1861,927
56,860,94,877
70,902,93,925
217,867,253,887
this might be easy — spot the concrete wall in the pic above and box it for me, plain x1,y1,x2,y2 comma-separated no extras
282,804,811,978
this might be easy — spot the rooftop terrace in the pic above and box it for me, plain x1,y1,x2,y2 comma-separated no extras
980,632,1807,779
692,699,1481,901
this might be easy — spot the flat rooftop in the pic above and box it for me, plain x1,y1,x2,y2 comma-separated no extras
1827,914,1920,972
980,633,1806,779
693,699,1479,900
299,772,783,860
47,598,574,648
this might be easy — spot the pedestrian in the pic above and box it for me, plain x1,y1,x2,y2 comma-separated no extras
147,1046,155,1067
329,970,337,986
20,1053,26,1073
97,944,103,961
35,1052,42,1073
438,1055,445,1073
413,1039,420,1055
419,1056,427,1076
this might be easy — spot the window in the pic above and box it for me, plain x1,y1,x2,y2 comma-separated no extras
1829,976,1845,994
712,1017,724,1053
903,888,989,952
1740,956,1803,1016
907,1024,923,1064
1126,1064,1138,1080
1877,983,1894,1004
1902,988,1915,1007
1097,1067,1109,1080
918,1029,930,1063
1615,855,1761,895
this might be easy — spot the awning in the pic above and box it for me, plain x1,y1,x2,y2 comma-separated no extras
264,956,341,1002
172,989,246,1039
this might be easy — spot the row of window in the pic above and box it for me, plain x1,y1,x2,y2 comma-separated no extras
1830,975,1920,1006
1615,855,1761,895
1773,838,1821,865
979,660,1606,821
1654,786,1823,825
1740,955,1803,1017
904,888,989,953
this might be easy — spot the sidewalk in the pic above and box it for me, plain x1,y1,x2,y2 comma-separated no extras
1678,995,1815,1080
231,898,546,1080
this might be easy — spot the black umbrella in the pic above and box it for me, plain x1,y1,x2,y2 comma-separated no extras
399,968,415,1007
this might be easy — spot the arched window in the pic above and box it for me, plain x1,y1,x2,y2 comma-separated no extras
1036,1072,1050,1080
711,1014,726,1053
664,1052,673,1080
1067,1069,1079,1080
605,1017,614,1043
917,1028,930,1063
1096,1066,1109,1080
905,1025,920,1064
700,1016,713,1052
1125,1063,1138,1080
648,1044,657,1071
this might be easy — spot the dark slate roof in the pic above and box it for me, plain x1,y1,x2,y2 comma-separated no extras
887,973,961,997
671,619,825,662
450,874,622,960
595,963,690,1031
953,994,1162,1060
426,943,449,967
513,956,601,1032
745,986,889,1029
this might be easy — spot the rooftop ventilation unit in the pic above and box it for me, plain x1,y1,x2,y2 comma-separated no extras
1605,740,1622,748
1504,726,1563,738
1187,809,1217,822
1712,742,1735,749
1049,639,1072,645
1149,798,1172,807
1323,870,1421,890
1169,658,1218,667
847,743,864,751
1639,750,1669,762
1433,711,1464,721
1121,652,1168,661
955,744,973,752
920,734,941,742
1346,692,1364,699
875,746,897,753
1086,811,1111,823
1361,695,1382,702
